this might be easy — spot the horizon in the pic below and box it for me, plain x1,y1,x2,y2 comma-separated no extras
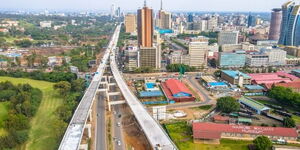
0,0,293,12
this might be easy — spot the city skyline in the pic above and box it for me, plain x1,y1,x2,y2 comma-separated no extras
0,0,294,12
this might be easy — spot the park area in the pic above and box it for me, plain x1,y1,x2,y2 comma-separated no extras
0,77,64,150
164,121,252,150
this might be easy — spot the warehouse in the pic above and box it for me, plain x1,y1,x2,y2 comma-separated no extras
238,97,270,115
161,79,195,102
193,122,298,144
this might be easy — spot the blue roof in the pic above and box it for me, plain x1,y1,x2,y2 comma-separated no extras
145,82,156,89
292,69,300,74
222,70,251,79
208,82,227,87
155,28,174,34
139,91,163,97
245,85,265,90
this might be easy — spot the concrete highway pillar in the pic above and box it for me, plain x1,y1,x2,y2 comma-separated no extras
79,144,88,150
88,109,92,121
85,124,92,138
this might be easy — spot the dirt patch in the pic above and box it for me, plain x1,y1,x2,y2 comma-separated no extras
169,107,208,120
121,105,151,150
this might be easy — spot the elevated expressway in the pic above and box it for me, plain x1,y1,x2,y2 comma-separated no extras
59,24,177,150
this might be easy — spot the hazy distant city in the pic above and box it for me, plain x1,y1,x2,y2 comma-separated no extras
0,0,299,150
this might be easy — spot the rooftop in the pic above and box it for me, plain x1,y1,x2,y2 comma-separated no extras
222,70,251,79
248,72,298,84
244,85,265,90
239,97,270,111
193,122,298,140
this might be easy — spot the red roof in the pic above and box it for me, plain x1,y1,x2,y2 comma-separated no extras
165,79,192,95
213,115,230,122
248,72,297,85
265,80,300,90
193,122,298,140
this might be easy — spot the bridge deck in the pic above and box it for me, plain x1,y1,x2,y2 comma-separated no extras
58,26,120,150
110,48,177,150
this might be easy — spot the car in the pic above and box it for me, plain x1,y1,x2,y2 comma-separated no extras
117,140,121,146
117,122,121,127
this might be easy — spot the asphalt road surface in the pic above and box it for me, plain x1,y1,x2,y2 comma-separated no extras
96,93,106,150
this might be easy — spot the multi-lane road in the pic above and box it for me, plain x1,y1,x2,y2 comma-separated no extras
96,93,106,150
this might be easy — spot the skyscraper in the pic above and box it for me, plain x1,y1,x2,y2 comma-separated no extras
278,1,300,46
188,14,194,22
137,0,153,47
111,4,116,18
158,0,172,29
247,14,256,27
125,14,137,34
188,41,208,68
269,8,282,41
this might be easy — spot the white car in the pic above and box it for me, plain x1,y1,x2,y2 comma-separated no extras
117,140,121,146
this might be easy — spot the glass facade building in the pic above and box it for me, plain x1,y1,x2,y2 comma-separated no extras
218,52,246,68
279,1,300,46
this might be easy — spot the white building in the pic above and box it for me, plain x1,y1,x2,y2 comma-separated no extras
261,48,287,66
40,21,52,28
188,41,208,68
218,31,239,45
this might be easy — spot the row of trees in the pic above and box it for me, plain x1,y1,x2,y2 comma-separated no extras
166,64,196,72
0,81,43,149
268,86,300,109
51,79,86,146
0,70,77,82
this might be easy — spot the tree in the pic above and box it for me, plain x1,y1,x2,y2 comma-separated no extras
253,136,272,150
216,96,240,113
14,39,32,48
283,117,296,128
71,79,85,93
53,81,71,96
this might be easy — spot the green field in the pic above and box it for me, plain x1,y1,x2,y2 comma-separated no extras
165,121,252,150
0,77,64,150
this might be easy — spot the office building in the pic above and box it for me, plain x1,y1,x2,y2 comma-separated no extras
207,16,218,30
111,4,116,18
246,54,269,67
278,1,300,46
218,52,246,68
261,48,286,66
139,47,158,68
188,41,208,68
269,8,282,40
125,14,137,34
247,14,256,27
124,46,139,71
218,31,239,45
221,70,251,86
284,46,300,57
137,1,153,47
188,14,193,22
157,0,172,29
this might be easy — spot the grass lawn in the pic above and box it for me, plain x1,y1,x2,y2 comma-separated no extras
0,77,63,150
165,121,252,150
0,101,9,128
192,105,213,111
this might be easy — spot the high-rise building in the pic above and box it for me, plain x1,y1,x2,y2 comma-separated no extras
188,14,194,22
137,0,153,47
116,7,121,17
158,11,172,29
269,8,282,40
188,41,208,68
247,14,256,27
219,52,246,68
125,14,137,34
278,1,300,46
218,31,239,45
207,16,218,30
157,0,172,29
111,4,116,18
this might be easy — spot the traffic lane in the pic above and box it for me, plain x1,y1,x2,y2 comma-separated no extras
113,105,125,150
187,76,212,104
96,93,106,150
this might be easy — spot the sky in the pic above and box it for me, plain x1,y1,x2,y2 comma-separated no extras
0,0,294,12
